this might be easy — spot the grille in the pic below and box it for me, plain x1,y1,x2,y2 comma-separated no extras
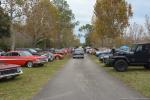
0,69,18,75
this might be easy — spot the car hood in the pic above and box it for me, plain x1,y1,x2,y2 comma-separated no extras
115,49,131,55
0,63,20,70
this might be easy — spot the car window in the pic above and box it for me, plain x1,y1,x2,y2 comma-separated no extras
131,44,137,52
11,52,20,56
4,52,12,56
145,45,150,54
136,45,142,53
19,51,32,56
29,49,37,53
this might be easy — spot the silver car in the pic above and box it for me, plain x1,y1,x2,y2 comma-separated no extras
73,48,84,59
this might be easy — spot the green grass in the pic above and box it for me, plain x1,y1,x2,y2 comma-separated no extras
90,55,150,97
0,57,69,100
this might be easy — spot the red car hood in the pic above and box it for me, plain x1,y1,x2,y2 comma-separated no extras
0,63,20,70
53,53,62,56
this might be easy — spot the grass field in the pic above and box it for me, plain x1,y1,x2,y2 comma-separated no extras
0,57,69,100
90,55,150,97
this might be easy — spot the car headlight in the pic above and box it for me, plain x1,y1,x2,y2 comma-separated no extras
17,68,22,72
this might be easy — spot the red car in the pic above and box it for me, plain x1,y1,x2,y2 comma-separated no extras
53,53,64,60
0,63,23,79
0,51,48,67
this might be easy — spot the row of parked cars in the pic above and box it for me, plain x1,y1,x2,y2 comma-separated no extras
93,43,150,72
0,48,70,79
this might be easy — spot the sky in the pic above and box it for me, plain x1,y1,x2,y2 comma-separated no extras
66,0,96,43
127,0,150,24
66,0,150,43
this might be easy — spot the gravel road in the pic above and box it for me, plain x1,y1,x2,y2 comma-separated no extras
33,55,146,100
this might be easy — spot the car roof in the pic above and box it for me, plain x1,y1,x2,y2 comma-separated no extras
134,42,150,45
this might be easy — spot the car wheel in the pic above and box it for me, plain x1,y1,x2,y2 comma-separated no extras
144,64,150,70
48,58,52,62
114,60,128,72
26,61,33,68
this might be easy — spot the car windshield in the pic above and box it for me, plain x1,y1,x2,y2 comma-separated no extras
74,49,84,53
29,49,37,53
19,51,33,56
130,44,138,52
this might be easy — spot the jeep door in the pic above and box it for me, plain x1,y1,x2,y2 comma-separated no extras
134,45,147,64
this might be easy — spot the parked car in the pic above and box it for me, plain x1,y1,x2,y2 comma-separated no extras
16,48,40,55
0,63,23,79
41,52,55,62
53,53,64,60
99,52,112,63
95,48,111,57
0,51,48,67
43,48,55,53
73,48,84,59
107,43,150,72
55,49,65,55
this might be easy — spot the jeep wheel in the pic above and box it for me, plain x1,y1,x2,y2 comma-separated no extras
144,64,150,70
114,60,128,72
26,61,33,68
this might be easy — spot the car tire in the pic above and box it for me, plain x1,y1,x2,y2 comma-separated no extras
48,58,53,62
144,64,150,70
114,60,128,72
26,61,33,68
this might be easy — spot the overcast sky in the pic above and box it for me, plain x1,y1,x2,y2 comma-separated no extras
66,0,150,43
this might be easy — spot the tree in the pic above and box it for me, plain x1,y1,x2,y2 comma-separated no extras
79,24,93,45
91,0,133,47
0,6,11,38
2,0,25,50
79,24,93,34
52,0,79,48
25,0,59,48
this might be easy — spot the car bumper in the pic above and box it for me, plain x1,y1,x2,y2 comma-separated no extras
0,68,23,79
105,58,115,66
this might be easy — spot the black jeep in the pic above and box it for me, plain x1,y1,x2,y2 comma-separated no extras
108,43,150,72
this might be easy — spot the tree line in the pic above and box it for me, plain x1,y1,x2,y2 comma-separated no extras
80,0,150,48
0,0,80,50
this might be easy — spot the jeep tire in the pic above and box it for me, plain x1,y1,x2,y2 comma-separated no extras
144,64,150,70
114,60,128,72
